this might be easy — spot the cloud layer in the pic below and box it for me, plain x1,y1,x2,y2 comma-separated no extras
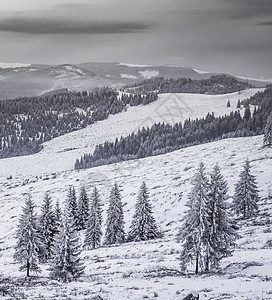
0,17,153,34
0,0,271,78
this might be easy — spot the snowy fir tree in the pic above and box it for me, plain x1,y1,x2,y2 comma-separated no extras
206,164,236,271
50,209,84,282
177,162,210,274
104,183,126,245
234,159,259,219
38,192,57,262
77,186,89,230
127,181,159,242
14,194,41,277
263,111,272,146
54,200,62,225
66,185,78,225
84,186,103,249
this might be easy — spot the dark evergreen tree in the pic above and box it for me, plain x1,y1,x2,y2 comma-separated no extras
50,209,84,282
84,186,103,249
177,162,210,274
244,106,251,120
104,183,126,245
13,194,41,276
234,159,259,219
206,164,236,271
127,182,159,242
237,99,241,109
263,111,272,146
227,100,230,107
77,186,89,230
38,192,56,262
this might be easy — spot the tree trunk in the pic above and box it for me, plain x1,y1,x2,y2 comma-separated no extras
27,259,30,277
205,258,209,272
195,253,199,274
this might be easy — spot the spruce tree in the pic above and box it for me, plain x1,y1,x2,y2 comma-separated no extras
227,100,230,107
14,194,41,277
67,185,78,225
177,162,210,274
38,192,56,262
127,181,159,242
234,159,259,219
77,186,89,230
104,183,126,245
54,200,62,224
263,111,272,146
84,186,103,249
206,164,236,271
50,209,84,282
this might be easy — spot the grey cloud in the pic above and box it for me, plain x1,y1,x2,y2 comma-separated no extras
0,17,154,34
218,0,272,19
188,0,272,23
258,21,272,26
52,3,95,9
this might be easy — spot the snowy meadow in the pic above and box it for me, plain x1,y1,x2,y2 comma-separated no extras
0,90,271,299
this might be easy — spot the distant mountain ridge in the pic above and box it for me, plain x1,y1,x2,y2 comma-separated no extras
0,62,270,100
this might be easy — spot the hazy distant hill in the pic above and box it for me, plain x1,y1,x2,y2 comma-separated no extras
0,62,269,100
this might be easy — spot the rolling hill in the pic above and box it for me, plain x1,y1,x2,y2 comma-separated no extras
0,86,271,299
0,62,269,100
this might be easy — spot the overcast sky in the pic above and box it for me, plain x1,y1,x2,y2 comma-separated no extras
0,0,271,78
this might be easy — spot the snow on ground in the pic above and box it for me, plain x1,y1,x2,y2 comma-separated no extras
139,70,159,79
120,74,138,79
119,63,153,68
0,62,31,69
0,87,270,299
0,88,263,180
192,68,210,74
0,135,271,299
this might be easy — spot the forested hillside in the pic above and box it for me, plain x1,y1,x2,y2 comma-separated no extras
124,75,254,95
75,86,272,169
0,89,157,158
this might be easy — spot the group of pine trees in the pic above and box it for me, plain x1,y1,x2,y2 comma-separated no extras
123,75,253,95
75,96,272,170
14,181,160,280
0,88,157,159
14,158,260,280
177,159,259,274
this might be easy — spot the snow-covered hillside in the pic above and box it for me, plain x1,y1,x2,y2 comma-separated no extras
0,87,271,299
0,88,263,180
0,135,271,299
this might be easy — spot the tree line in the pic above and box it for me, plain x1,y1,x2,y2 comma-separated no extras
0,88,157,159
123,75,253,95
14,159,260,280
75,86,272,170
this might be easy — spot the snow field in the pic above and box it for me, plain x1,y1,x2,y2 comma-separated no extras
0,135,271,299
